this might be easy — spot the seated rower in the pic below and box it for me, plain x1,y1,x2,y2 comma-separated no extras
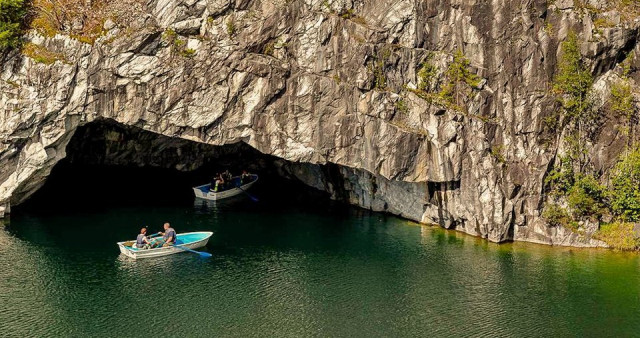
241,170,250,184
157,222,177,247
214,174,225,192
223,169,232,182
135,228,152,249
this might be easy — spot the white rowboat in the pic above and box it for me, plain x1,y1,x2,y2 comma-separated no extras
117,231,213,259
192,174,258,201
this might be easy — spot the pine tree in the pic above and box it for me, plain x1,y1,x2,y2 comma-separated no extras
0,0,26,50
440,49,480,107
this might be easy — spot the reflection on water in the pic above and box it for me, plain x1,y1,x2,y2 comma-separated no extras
193,196,248,215
2,202,640,336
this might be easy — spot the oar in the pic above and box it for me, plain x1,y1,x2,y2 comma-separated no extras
238,187,259,202
173,244,212,258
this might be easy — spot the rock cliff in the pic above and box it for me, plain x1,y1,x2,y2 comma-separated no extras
2,0,640,247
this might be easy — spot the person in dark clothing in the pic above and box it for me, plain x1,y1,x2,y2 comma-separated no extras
135,228,152,249
241,170,251,184
157,223,177,247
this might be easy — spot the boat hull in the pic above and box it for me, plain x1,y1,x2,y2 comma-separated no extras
117,231,213,260
193,175,258,201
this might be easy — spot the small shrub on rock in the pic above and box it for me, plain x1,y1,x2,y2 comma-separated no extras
594,222,640,250
543,204,577,230
567,174,605,217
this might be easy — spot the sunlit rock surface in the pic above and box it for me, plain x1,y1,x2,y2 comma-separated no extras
2,0,639,247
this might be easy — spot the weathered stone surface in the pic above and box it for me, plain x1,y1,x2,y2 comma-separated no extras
2,0,639,248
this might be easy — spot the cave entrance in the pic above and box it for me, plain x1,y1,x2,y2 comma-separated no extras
14,119,333,215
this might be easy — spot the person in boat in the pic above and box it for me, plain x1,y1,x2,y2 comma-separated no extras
211,175,218,190
223,170,232,189
136,228,152,249
213,173,225,192
157,222,177,247
211,173,222,192
241,170,251,185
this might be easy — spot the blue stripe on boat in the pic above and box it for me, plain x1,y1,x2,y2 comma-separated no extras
175,233,210,245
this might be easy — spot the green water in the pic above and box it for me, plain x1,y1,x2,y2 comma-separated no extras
2,197,640,337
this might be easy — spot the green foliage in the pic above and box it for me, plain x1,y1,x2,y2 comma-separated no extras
552,31,593,119
340,8,355,19
395,98,408,114
263,40,275,56
545,156,575,193
0,0,26,50
544,158,606,231
543,204,578,230
174,39,186,48
563,132,588,164
594,222,640,250
593,17,615,32
21,42,64,64
546,156,605,219
162,29,195,58
321,0,331,11
546,145,640,247
548,31,596,173
180,48,196,58
369,50,389,91
490,145,505,163
30,0,109,44
226,17,236,36
610,146,640,221
162,28,178,43
373,65,386,90
567,174,605,217
339,8,366,25
417,56,438,91
407,50,480,112
621,51,634,77
439,49,481,107
610,80,634,119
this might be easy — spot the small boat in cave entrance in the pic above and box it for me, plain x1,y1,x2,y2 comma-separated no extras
192,174,259,201
117,232,213,259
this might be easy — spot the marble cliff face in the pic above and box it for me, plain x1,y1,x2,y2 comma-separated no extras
1,0,639,247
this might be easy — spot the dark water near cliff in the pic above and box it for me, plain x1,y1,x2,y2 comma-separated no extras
2,166,640,337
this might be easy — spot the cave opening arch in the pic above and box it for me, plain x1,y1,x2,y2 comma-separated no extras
14,119,335,214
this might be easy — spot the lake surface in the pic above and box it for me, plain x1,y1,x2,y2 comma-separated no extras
2,177,640,337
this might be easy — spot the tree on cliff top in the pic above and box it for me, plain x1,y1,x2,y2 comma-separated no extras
0,0,26,50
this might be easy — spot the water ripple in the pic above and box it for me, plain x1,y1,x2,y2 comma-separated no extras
2,208,640,336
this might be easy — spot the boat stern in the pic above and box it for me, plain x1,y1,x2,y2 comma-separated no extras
117,243,138,259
